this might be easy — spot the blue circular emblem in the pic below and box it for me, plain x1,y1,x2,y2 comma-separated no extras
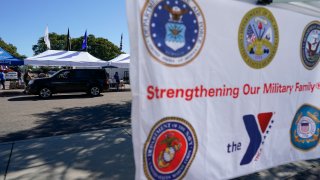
142,0,206,66
143,117,198,179
301,21,320,70
290,104,320,151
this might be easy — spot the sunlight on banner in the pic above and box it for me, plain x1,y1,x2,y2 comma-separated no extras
127,0,320,179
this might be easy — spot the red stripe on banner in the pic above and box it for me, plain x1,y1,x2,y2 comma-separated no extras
258,112,273,133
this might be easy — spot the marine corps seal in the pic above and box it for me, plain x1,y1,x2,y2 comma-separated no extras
238,7,279,69
143,117,198,179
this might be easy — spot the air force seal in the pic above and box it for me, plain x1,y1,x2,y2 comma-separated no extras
143,117,198,180
238,7,279,69
301,21,320,70
290,104,320,151
142,0,206,67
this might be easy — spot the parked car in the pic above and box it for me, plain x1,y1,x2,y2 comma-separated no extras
47,70,57,77
25,69,108,98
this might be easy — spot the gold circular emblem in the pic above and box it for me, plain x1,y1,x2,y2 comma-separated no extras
238,7,279,69
143,117,198,180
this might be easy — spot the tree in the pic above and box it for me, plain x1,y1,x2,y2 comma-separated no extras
32,33,122,61
0,37,26,59
32,33,70,55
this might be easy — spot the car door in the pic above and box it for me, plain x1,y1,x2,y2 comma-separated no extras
51,70,73,93
68,70,88,92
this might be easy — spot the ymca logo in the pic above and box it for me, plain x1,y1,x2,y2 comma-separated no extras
240,112,274,165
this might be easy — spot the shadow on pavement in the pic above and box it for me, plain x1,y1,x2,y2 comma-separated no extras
0,94,134,179
7,94,104,101
3,128,135,180
0,90,24,97
233,159,320,179
0,101,131,143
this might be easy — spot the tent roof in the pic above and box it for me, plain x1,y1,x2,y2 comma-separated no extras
0,47,24,66
109,54,130,63
106,54,130,68
25,50,109,67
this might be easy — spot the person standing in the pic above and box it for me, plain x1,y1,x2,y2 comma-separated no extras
17,70,22,85
23,70,31,86
0,70,6,90
114,72,120,91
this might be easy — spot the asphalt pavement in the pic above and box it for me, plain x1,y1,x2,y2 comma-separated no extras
0,128,135,180
0,85,131,142
0,84,319,179
0,126,318,180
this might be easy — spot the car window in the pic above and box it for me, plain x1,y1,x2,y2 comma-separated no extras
92,70,106,79
74,70,88,78
57,71,71,79
48,71,57,77
74,70,106,79
99,71,106,78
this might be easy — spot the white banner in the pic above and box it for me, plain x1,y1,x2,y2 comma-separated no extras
5,72,18,80
127,0,320,179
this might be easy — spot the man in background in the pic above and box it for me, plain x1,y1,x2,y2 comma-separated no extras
17,70,22,85
0,70,6,90
114,72,120,91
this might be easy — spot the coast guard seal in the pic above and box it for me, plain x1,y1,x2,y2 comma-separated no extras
143,117,198,179
290,104,320,151
238,7,279,69
141,0,206,67
301,21,320,70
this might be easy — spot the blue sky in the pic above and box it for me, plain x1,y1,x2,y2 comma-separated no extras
0,0,129,57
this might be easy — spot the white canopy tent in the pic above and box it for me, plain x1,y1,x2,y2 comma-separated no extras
25,50,110,67
107,54,130,68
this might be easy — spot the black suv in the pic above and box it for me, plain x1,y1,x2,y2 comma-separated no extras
25,69,108,98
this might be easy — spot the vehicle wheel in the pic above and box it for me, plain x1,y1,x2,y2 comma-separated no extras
39,88,52,98
89,86,100,96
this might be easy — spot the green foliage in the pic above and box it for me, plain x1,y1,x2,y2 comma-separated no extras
32,33,70,55
32,33,122,61
0,37,26,59
28,66,61,73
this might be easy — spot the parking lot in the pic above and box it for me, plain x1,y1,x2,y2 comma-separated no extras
0,87,132,143
0,84,319,180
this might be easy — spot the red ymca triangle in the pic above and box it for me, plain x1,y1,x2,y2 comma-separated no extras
257,112,273,133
